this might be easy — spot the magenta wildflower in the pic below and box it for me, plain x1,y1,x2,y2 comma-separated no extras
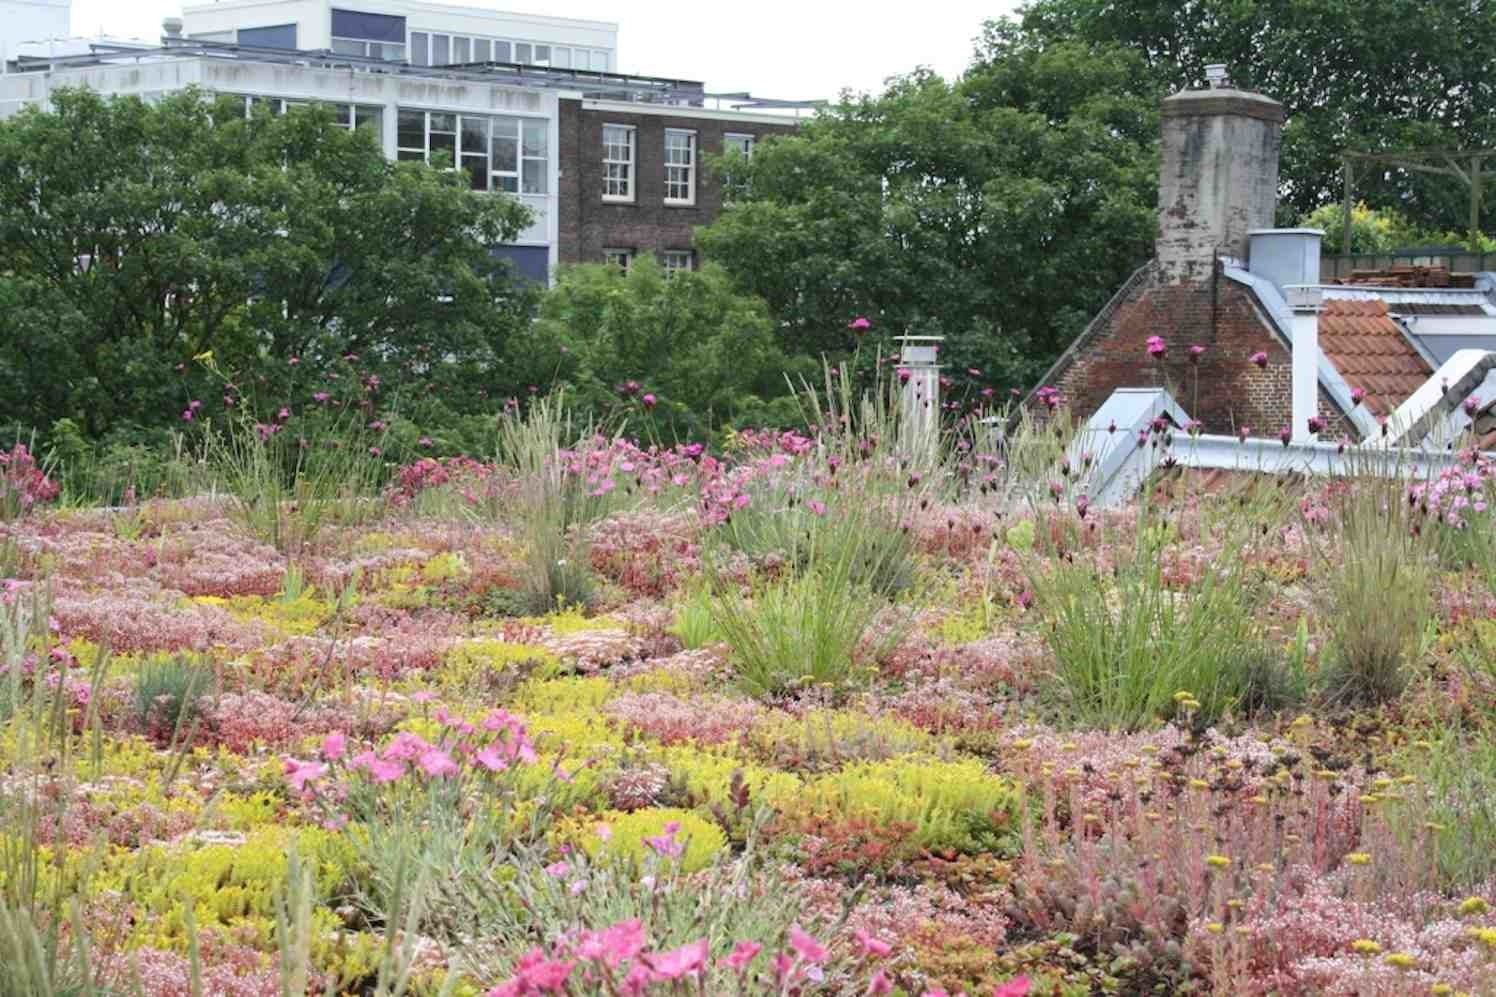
1307,415,1324,434
283,757,325,793
848,316,871,335
418,748,458,778
1188,344,1205,363
721,940,761,972
788,925,827,963
1250,350,1269,368
807,499,826,516
642,393,657,410
321,731,347,761
643,821,684,859
897,368,912,384
1464,395,1481,417
1350,386,1366,406
645,938,708,980
994,979,1033,997
1279,425,1291,446
853,929,891,958
1238,425,1250,442
1146,335,1167,358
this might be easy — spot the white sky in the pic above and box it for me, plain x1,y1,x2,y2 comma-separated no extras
67,0,1020,100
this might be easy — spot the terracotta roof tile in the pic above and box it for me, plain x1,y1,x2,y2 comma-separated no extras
1318,299,1433,417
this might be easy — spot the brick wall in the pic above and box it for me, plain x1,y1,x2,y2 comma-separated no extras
557,99,796,267
1047,263,1359,441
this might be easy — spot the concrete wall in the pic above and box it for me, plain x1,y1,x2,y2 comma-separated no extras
1156,88,1284,284
557,98,796,267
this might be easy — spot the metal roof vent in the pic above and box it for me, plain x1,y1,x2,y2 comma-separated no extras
162,17,184,39
1204,63,1230,88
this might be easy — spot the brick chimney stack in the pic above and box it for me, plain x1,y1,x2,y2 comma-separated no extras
1155,68,1285,284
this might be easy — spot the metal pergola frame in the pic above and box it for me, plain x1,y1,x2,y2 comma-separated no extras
1340,148,1496,256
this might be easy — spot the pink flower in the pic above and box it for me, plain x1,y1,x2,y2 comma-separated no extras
544,861,570,878
993,979,1032,997
897,368,912,384
180,409,194,422
283,757,326,793
720,940,761,972
1464,395,1482,417
868,970,894,995
1146,335,1167,358
807,499,826,516
644,938,708,980
1250,350,1268,368
642,393,657,410
853,929,891,958
277,406,290,422
849,316,871,335
513,947,575,992
351,750,406,783
313,392,330,403
1279,425,1291,446
1188,344,1205,363
643,821,684,859
1238,425,1251,442
321,731,347,761
788,925,827,963
1350,386,1366,405
418,748,459,778
579,919,646,968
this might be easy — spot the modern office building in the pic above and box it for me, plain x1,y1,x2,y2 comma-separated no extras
0,0,814,283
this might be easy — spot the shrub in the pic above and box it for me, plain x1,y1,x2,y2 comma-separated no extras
1026,508,1269,729
1310,477,1433,706
133,654,215,741
497,396,615,613
568,808,728,875
777,757,1019,856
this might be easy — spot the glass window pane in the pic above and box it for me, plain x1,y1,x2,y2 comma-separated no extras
411,32,428,66
461,117,487,154
552,47,569,68
429,131,455,164
397,109,425,149
453,36,470,62
493,174,518,193
462,156,488,190
397,149,424,162
429,112,456,133
491,135,518,172
474,39,490,61
534,45,550,64
593,50,608,70
515,43,531,63
522,158,545,194
381,43,404,61
522,119,546,158
355,105,381,141
493,40,511,62
432,34,449,64
332,38,365,56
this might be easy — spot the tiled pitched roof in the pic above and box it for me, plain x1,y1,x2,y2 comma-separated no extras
1319,299,1433,418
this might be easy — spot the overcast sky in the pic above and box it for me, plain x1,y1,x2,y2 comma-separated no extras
67,0,1020,100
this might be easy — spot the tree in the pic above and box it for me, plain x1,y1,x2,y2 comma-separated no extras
1011,0,1496,235
531,258,809,442
696,50,1158,390
0,87,536,440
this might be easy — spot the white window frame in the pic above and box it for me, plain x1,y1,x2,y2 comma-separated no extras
661,250,693,275
664,128,696,206
602,124,636,202
396,109,547,195
603,248,635,271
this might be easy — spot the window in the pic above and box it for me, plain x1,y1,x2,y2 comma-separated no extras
662,250,693,275
493,40,511,62
664,129,696,205
474,38,490,61
410,31,428,65
534,45,550,65
592,49,609,70
515,42,531,63
453,36,470,62
603,248,635,271
552,47,570,68
723,132,755,201
431,33,449,64
397,109,548,195
602,124,635,201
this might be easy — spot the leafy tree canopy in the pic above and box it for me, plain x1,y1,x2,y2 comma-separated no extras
0,87,537,442
1012,0,1496,232
531,258,812,443
697,49,1158,390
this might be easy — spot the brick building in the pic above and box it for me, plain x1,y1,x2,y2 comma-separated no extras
1033,72,1496,444
557,99,797,271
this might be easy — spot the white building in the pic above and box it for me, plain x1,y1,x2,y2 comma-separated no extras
179,0,617,73
0,0,627,280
